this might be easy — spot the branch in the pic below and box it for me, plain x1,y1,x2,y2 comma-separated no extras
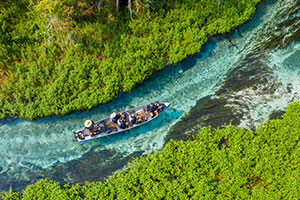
128,0,132,16
97,0,103,12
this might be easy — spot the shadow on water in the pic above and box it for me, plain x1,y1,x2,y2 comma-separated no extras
52,109,184,186
166,0,300,141
164,0,279,142
180,39,217,73
46,149,144,186
165,94,244,143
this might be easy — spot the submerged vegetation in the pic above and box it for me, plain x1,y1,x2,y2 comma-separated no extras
2,101,300,199
0,0,261,119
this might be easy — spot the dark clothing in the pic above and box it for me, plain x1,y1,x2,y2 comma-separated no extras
117,119,126,129
147,103,157,113
157,104,166,112
111,114,121,124
137,118,144,124
129,115,136,124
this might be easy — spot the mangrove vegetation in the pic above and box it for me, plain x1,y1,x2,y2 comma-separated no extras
2,101,300,199
0,0,261,119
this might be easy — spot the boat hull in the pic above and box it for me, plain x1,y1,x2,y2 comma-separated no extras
73,103,170,143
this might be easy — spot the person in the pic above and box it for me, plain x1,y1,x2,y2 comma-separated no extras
157,103,166,113
137,115,144,124
96,127,102,134
129,113,137,124
98,123,105,132
154,101,161,107
147,102,157,118
90,131,97,137
117,118,126,129
121,112,129,126
154,101,161,115
110,112,120,124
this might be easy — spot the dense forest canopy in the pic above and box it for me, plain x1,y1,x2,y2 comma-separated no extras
0,0,261,120
2,101,300,199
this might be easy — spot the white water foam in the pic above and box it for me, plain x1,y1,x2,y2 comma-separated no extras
227,42,300,128
215,0,300,129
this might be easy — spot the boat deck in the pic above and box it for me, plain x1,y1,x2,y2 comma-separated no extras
74,103,169,143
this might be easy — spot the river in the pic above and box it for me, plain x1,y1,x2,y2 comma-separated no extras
0,0,299,192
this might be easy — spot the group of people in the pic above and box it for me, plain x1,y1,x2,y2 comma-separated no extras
129,113,145,124
110,111,145,129
109,101,166,129
76,101,167,140
110,112,128,129
147,101,166,118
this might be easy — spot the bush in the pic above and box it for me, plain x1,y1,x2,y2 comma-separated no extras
0,0,262,120
2,101,300,199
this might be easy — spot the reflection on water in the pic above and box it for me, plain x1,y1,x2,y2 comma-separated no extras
1,0,300,192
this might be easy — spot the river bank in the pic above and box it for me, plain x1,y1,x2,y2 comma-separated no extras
0,0,261,120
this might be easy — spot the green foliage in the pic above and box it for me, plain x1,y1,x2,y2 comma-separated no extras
2,101,300,199
0,0,261,119
1,187,22,200
21,179,68,200
0,180,85,200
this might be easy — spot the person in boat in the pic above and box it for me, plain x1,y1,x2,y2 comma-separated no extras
117,118,127,129
154,101,161,116
154,109,159,116
156,102,166,113
90,131,97,137
110,112,121,124
129,113,137,124
147,102,157,118
121,112,129,126
154,101,161,107
120,112,127,120
137,115,144,124
95,127,102,134
98,123,106,133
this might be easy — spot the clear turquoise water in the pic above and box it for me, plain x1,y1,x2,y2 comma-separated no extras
0,0,299,192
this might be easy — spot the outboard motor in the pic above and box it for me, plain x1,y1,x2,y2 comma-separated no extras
74,129,85,140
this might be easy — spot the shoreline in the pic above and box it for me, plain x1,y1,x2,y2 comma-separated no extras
0,0,262,120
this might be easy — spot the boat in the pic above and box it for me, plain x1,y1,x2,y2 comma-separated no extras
73,102,170,143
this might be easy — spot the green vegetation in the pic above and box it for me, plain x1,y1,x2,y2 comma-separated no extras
0,0,261,119
2,101,300,199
